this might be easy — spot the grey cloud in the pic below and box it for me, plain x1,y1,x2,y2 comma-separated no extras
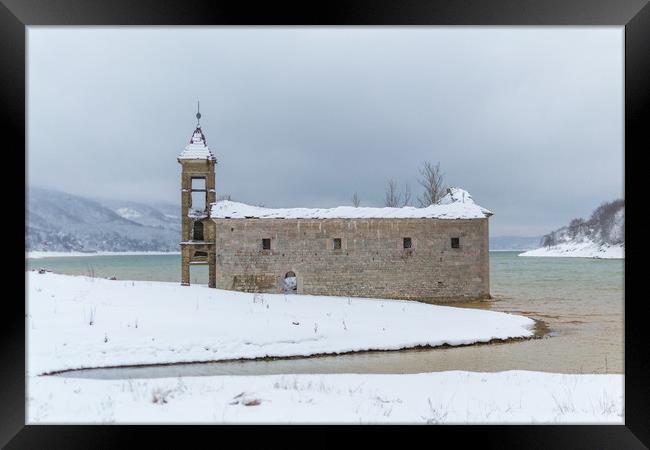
27,26,623,236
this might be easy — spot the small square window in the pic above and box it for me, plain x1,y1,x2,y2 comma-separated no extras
333,238,342,250
262,238,271,250
403,237,412,249
451,237,460,249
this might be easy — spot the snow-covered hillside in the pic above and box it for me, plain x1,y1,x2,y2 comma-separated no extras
26,187,180,253
104,199,180,230
520,199,624,259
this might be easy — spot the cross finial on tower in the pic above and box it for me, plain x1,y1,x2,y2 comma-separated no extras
196,100,201,127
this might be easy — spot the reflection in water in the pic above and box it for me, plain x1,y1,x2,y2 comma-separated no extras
31,252,623,379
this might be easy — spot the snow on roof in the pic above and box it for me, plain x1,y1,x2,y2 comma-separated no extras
211,188,493,220
178,126,216,161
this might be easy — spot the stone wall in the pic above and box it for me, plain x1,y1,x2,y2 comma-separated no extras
212,217,490,302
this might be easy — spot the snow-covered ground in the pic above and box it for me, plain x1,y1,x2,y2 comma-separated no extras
27,272,623,424
519,241,624,259
27,251,181,259
27,371,623,424
27,272,535,376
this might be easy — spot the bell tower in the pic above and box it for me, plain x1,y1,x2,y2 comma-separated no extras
177,102,217,287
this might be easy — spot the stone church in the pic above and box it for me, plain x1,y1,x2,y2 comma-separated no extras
178,112,493,303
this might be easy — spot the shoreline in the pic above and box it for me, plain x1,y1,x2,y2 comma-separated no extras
43,319,547,378
518,242,624,259
28,272,536,377
518,254,624,260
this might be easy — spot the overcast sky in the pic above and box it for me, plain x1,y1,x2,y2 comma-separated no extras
27,27,623,236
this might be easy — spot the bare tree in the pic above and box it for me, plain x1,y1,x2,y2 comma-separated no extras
417,161,446,207
402,183,412,207
588,199,624,244
384,178,402,207
351,192,361,207
217,193,232,201
567,218,587,238
541,231,557,249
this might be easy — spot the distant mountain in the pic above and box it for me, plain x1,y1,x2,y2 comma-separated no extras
26,187,180,252
101,199,180,230
489,236,541,251
520,199,624,259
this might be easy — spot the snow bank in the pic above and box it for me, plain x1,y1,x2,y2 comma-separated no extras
27,251,181,259
519,241,624,259
27,371,623,424
211,188,492,220
27,272,533,376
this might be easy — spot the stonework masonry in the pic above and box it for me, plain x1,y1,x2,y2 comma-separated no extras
179,155,217,287
213,217,490,302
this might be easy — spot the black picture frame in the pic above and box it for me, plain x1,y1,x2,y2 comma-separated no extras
3,0,648,447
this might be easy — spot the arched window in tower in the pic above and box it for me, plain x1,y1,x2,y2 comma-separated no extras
193,221,204,241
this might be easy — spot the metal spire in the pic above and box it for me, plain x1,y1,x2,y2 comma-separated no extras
196,100,201,127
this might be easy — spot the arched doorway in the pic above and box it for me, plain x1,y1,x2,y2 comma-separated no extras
283,271,297,294
189,265,208,285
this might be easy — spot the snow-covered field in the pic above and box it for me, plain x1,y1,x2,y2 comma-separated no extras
27,272,623,424
519,241,624,259
27,371,623,424
27,251,181,259
27,272,535,376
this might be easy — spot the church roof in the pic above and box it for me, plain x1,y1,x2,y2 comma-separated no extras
178,126,216,161
211,188,493,220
